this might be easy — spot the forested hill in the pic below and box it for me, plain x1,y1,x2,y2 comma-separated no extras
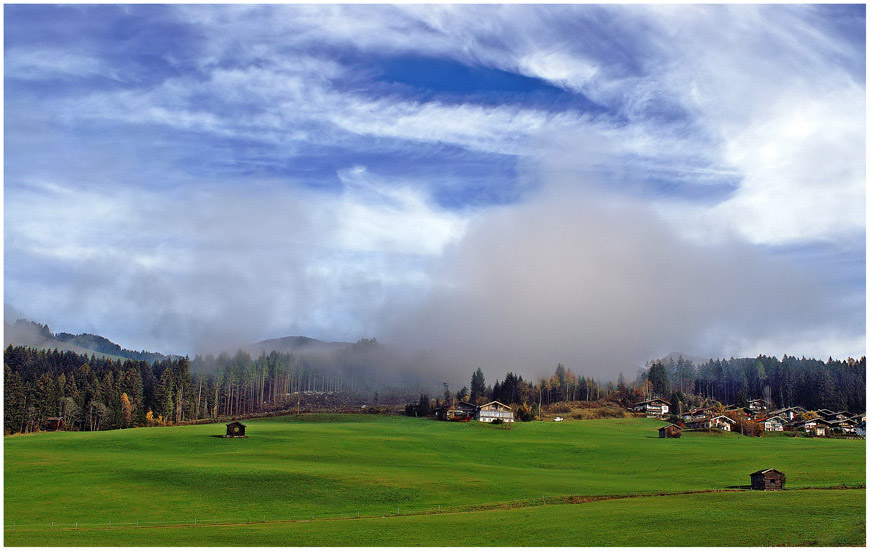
4,319,167,363
246,335,352,356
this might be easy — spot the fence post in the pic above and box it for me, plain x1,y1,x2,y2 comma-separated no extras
75,522,77,530
357,510,360,518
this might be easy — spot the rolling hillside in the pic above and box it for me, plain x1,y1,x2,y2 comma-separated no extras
4,415,864,546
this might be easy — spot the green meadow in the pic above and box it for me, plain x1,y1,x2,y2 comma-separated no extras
4,415,865,546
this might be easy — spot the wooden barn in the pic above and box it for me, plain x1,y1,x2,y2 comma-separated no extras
658,424,682,438
750,468,785,490
45,417,64,431
225,421,247,437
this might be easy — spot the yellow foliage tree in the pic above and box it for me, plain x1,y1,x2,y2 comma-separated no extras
120,392,133,427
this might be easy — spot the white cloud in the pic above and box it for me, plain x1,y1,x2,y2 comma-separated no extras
5,170,466,353
516,49,599,93
5,48,112,81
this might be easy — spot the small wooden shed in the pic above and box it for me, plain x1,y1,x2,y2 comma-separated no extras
659,424,682,438
45,417,64,431
750,468,785,490
226,421,247,438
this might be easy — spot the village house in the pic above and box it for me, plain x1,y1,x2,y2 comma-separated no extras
659,424,681,438
680,407,713,423
747,398,770,412
446,401,478,422
632,399,671,417
711,415,736,431
828,418,858,435
766,406,805,421
476,401,515,423
759,415,786,432
823,411,852,422
750,469,785,490
688,415,736,431
788,417,830,437
816,408,835,418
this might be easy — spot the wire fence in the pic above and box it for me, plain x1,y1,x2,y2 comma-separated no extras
4,485,863,532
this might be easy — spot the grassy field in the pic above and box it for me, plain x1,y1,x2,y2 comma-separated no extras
4,414,865,546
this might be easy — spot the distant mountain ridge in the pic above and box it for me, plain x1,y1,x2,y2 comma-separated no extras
4,319,167,363
246,335,353,356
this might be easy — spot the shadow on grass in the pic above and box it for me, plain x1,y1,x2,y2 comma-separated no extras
725,485,752,489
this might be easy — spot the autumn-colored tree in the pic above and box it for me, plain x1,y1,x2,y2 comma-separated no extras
120,392,133,427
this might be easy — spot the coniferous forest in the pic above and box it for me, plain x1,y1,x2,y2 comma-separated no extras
4,334,865,435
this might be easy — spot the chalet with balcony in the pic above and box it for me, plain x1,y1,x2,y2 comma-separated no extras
476,401,514,423
688,415,736,431
632,399,671,417
747,398,771,412
446,401,478,422
759,415,786,432
788,417,830,436
680,407,713,422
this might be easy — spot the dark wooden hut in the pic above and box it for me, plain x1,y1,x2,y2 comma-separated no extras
45,417,64,431
225,421,247,437
750,468,785,490
658,424,682,438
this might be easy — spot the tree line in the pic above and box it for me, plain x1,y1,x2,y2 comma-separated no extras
3,343,424,434
639,354,866,415
6,342,865,434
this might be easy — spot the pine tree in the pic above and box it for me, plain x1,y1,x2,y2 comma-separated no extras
470,368,486,404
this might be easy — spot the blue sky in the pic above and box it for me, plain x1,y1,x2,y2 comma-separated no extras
4,4,865,378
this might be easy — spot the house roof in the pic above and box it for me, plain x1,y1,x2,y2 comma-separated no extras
660,424,681,430
479,401,512,410
790,417,830,427
226,421,246,427
634,399,671,406
711,415,736,424
750,468,784,476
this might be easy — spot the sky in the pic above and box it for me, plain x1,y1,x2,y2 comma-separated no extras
4,4,866,381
